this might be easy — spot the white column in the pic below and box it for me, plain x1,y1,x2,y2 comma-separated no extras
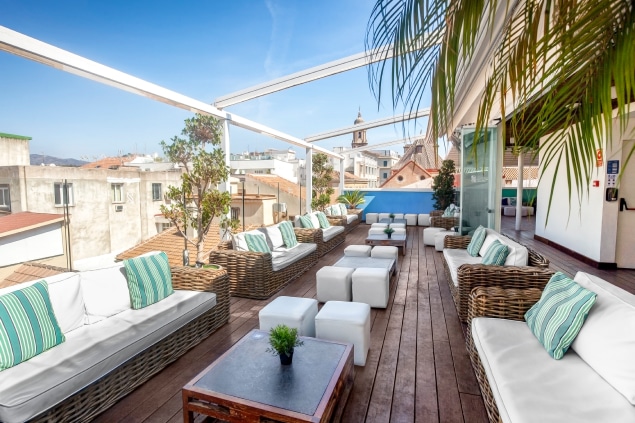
516,153,524,230
339,158,345,194
305,147,313,213
220,118,232,239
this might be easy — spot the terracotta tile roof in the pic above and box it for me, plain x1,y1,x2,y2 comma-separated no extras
1,263,69,289
0,212,64,237
81,155,139,169
247,174,306,199
115,223,262,266
381,160,433,188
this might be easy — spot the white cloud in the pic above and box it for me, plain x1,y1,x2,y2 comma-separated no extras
264,0,296,78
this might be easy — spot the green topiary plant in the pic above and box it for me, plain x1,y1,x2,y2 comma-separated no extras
266,324,304,357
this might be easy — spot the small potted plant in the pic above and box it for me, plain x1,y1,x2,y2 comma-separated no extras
384,226,395,239
389,213,395,222
266,324,304,365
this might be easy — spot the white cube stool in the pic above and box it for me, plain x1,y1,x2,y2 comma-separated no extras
259,296,319,337
423,227,445,246
393,213,404,220
371,246,399,268
391,228,406,236
405,214,418,226
378,213,391,221
370,223,388,228
368,227,387,235
365,213,378,224
418,213,431,226
352,268,390,308
434,230,456,252
389,223,406,229
315,301,371,366
344,245,372,257
316,266,355,302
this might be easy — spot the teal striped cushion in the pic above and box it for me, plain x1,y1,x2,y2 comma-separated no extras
338,203,347,215
299,214,314,228
330,205,341,216
278,221,298,248
0,281,65,370
124,252,174,309
525,272,597,359
481,239,509,265
316,212,331,228
245,233,271,253
467,226,487,257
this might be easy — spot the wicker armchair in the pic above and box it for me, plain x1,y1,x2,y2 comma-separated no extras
442,235,553,322
209,228,319,299
297,225,346,256
31,265,230,423
430,215,459,229
326,214,361,233
466,286,543,423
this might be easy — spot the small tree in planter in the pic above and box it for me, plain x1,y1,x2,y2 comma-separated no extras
337,190,365,212
432,159,456,211
311,153,334,211
160,113,237,264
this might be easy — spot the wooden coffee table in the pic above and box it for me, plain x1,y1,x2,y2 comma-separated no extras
365,233,407,256
182,329,354,423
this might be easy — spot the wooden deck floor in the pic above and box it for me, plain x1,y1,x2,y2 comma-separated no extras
95,218,635,423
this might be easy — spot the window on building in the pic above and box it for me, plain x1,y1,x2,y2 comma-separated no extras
111,183,124,203
156,222,173,233
358,131,362,139
383,172,388,179
397,175,404,182
383,160,387,167
231,207,240,221
54,182,74,206
0,184,10,212
152,183,162,201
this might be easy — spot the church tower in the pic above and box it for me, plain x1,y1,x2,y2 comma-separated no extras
351,110,368,148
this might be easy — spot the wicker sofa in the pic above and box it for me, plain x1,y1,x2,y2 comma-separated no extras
324,203,361,233
210,223,319,299
467,272,635,423
442,229,552,322
293,211,347,256
0,261,229,423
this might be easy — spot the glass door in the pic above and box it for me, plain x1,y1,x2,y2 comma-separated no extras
459,127,499,234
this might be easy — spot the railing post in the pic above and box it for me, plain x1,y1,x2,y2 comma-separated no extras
306,146,313,213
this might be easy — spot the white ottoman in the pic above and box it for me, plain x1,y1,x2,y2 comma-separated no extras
405,214,418,226
378,213,391,221
393,213,404,220
434,230,455,252
315,301,371,366
423,227,445,246
259,296,319,337
365,213,378,224
388,223,406,229
371,246,399,268
352,268,390,308
418,213,431,226
344,245,372,257
391,228,406,236
368,227,387,235
316,266,355,302
370,223,388,228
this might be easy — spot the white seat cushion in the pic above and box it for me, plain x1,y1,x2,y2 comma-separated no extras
442,248,482,287
80,263,132,324
259,224,285,249
571,272,635,404
322,225,345,242
472,317,635,423
0,290,216,423
271,243,317,271
345,214,358,224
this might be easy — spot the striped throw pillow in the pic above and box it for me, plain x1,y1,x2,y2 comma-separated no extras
467,226,487,257
481,239,509,265
316,212,331,228
278,221,298,248
525,272,597,359
244,233,271,253
0,280,65,370
338,203,348,215
330,206,341,216
299,214,314,228
124,252,174,309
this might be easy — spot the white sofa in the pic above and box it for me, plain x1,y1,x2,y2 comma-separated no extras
323,204,360,232
442,228,552,322
469,272,635,423
294,212,346,256
0,260,229,423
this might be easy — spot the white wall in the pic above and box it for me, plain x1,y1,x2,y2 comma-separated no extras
0,223,64,266
535,116,630,263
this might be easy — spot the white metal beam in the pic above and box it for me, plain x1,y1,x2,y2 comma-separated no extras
0,25,343,160
305,109,431,142
346,137,420,153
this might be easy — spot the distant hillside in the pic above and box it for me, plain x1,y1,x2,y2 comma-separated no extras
30,154,87,167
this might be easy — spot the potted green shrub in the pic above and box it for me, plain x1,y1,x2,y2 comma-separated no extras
337,190,365,215
389,213,395,223
266,324,304,365
384,226,395,239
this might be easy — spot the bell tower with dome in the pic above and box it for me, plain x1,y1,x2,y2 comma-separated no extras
351,110,368,148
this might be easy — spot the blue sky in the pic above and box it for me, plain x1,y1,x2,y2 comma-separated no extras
0,0,432,161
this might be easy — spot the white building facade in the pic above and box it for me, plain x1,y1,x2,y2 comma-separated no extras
230,148,300,183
